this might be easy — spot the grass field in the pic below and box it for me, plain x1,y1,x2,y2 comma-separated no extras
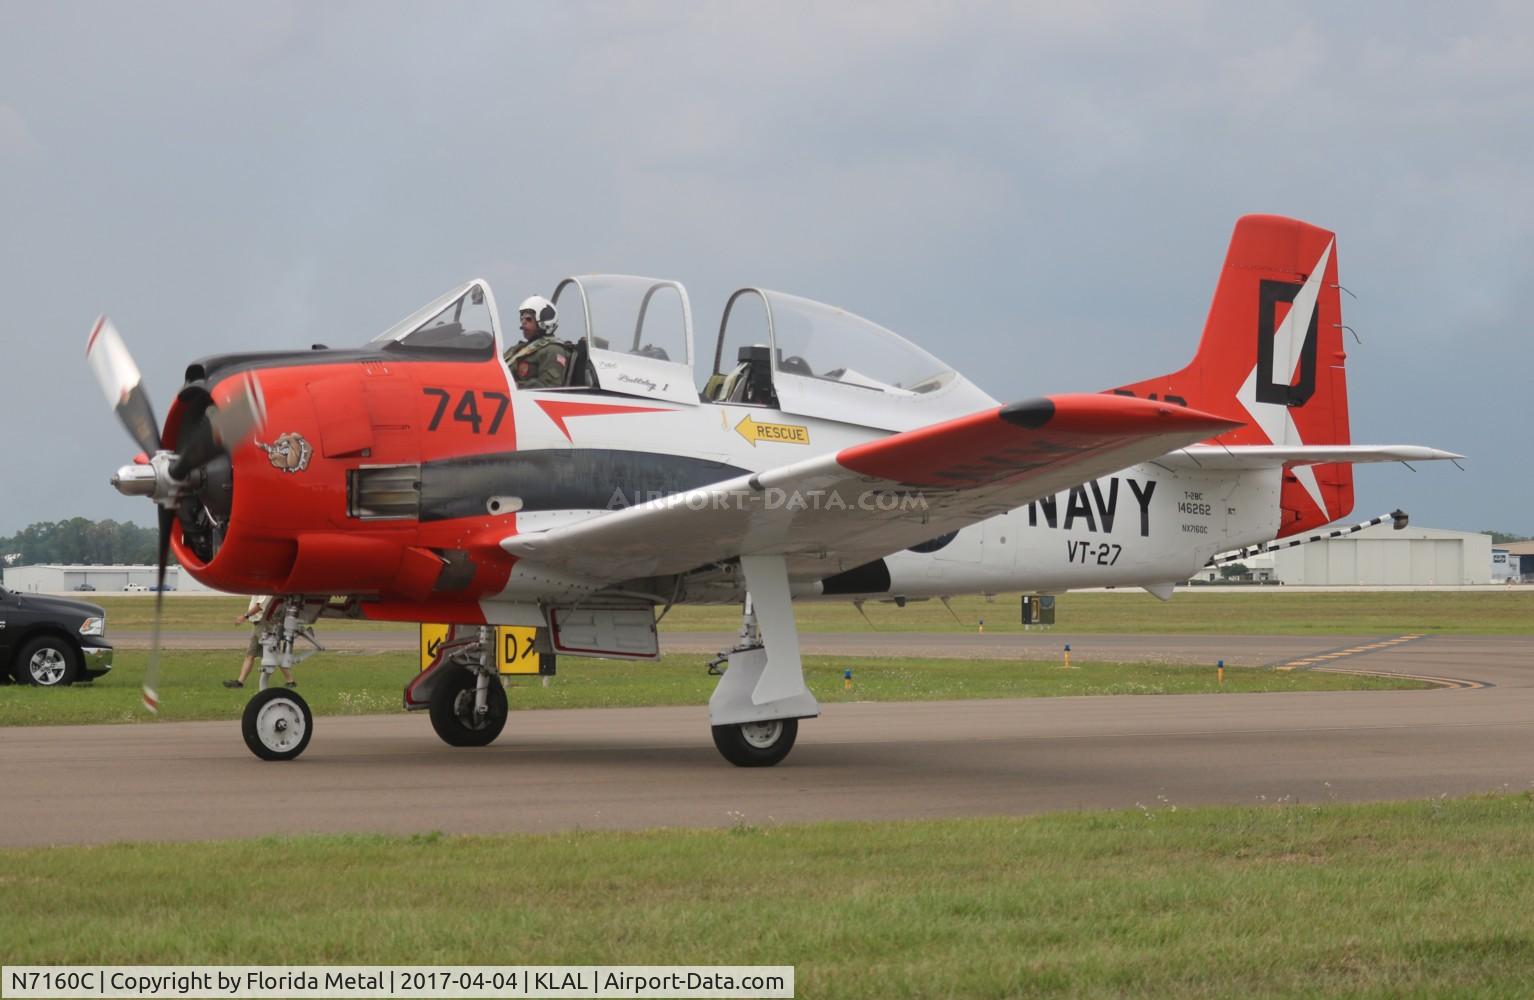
0,649,1424,726
7,795,1534,996
88,589,1534,635
674,588,1534,634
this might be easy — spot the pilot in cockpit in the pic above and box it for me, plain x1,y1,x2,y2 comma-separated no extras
505,295,572,389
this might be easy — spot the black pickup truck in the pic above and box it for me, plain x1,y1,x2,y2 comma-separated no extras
0,586,114,686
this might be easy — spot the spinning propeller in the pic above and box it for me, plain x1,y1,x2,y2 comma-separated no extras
86,316,266,712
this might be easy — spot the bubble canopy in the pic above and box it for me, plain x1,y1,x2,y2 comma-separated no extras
552,275,697,405
715,288,995,429
370,276,995,426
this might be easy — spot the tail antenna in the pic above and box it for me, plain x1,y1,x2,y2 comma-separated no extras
1332,323,1362,345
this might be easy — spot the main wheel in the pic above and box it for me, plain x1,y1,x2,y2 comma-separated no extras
429,669,508,747
241,687,313,761
711,718,799,767
14,636,81,687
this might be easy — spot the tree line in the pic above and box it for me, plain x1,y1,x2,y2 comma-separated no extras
0,519,165,567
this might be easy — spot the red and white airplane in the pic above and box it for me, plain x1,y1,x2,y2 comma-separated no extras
88,214,1459,765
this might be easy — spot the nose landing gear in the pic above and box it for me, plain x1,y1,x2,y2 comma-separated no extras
241,686,313,761
239,596,325,761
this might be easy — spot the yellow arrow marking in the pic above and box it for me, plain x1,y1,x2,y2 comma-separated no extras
420,624,541,675
735,414,810,447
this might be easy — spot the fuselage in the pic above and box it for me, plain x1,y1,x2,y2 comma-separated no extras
168,341,1281,621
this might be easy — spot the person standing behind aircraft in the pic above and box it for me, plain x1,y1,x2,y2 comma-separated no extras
505,295,570,388
222,594,295,689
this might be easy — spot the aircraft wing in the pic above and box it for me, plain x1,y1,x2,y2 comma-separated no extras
501,394,1239,586
1159,445,1464,470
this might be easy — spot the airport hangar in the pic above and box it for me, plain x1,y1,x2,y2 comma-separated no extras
1189,524,1495,586
1497,540,1534,582
1272,524,1493,585
0,564,213,593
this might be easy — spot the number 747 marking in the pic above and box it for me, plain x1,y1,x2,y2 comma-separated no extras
422,388,509,434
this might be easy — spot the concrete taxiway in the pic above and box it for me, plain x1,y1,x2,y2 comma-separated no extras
3,634,1531,848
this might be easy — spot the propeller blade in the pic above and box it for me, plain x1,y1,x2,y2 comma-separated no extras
209,371,268,449
86,316,161,456
168,372,266,481
141,506,174,715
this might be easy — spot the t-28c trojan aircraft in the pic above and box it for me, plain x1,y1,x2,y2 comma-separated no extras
88,214,1459,764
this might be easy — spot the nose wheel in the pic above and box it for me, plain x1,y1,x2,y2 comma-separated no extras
241,687,313,761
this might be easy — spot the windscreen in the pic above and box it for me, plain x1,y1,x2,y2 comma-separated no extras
371,283,498,358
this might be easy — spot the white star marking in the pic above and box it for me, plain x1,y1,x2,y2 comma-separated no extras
1234,240,1334,519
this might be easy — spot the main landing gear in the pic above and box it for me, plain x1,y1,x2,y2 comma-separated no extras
706,555,818,767
401,559,816,766
711,717,799,768
429,658,509,746
407,625,510,749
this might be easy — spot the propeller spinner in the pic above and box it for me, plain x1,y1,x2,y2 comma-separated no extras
86,316,266,712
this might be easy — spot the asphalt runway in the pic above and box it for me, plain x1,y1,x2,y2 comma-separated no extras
5,633,1532,847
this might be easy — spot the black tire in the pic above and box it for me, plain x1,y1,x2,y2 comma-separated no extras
429,669,508,747
241,687,314,761
711,718,799,767
14,635,81,687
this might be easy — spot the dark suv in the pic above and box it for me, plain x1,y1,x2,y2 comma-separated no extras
0,586,114,686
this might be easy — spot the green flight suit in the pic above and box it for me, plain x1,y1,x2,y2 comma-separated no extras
506,334,572,389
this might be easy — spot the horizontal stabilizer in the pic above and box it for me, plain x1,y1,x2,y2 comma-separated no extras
1161,445,1464,471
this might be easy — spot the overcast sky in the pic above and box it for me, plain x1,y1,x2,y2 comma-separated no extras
2,1,1530,537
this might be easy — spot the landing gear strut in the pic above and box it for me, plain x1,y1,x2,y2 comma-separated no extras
707,556,818,767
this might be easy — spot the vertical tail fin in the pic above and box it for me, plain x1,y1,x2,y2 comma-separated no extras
1113,214,1352,535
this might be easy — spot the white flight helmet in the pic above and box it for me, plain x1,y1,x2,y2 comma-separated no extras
518,295,558,336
